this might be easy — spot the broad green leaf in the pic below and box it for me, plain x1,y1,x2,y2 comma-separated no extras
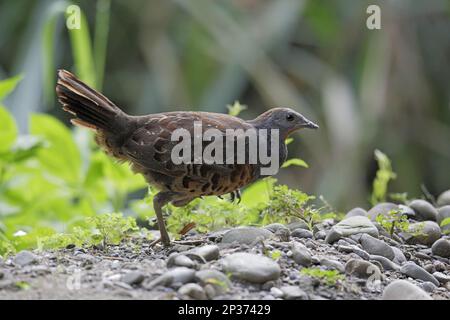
285,137,294,145
282,158,309,168
0,106,18,152
0,75,22,101
30,114,81,184
241,177,276,207
441,217,450,227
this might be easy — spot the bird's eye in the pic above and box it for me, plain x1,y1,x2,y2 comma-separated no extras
286,113,295,122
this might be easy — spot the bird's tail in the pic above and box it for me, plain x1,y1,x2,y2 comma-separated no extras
56,69,128,134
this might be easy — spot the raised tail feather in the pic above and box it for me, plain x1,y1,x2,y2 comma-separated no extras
56,69,126,133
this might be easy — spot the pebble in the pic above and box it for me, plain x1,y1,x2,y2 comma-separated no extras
264,223,290,234
391,247,407,265
320,258,345,273
269,287,284,298
221,227,272,245
409,199,438,221
419,281,437,293
400,262,439,286
221,253,280,283
367,202,398,221
280,286,308,300
437,206,450,233
145,267,195,289
325,216,379,244
400,221,441,246
345,207,367,218
369,255,400,271
291,229,313,239
358,234,395,260
121,271,145,286
167,253,196,268
189,245,220,262
437,190,450,207
178,283,207,300
194,269,231,295
13,250,38,267
287,221,309,231
382,280,432,300
345,259,381,279
291,243,312,267
314,230,327,240
432,272,450,284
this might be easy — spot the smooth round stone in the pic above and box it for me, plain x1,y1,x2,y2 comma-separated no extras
291,229,313,239
264,223,290,234
178,283,207,300
221,227,272,245
437,190,450,207
325,216,379,244
195,269,231,295
409,199,438,221
391,247,407,265
382,280,432,300
367,202,398,221
221,253,280,283
167,253,196,268
358,234,395,260
419,281,437,293
291,243,312,267
145,267,195,289
13,250,38,267
345,259,381,279
400,221,441,246
314,230,327,240
270,287,284,298
432,272,450,284
287,221,309,231
345,207,367,219
369,255,400,271
121,271,145,286
280,286,308,300
431,238,450,258
320,258,345,273
400,262,439,286
189,245,220,261
437,206,450,229
398,204,416,219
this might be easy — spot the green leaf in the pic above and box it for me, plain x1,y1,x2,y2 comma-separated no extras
441,217,450,228
227,101,247,117
285,137,294,145
0,75,23,101
0,106,18,153
281,158,309,168
30,114,81,184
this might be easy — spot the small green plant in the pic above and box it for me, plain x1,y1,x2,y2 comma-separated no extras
261,185,320,230
376,209,410,238
371,149,397,206
300,267,344,286
227,101,247,116
440,217,450,235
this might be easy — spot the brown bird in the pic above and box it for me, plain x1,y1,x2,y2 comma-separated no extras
56,69,318,246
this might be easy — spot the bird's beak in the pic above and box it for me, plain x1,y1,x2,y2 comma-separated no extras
297,114,319,130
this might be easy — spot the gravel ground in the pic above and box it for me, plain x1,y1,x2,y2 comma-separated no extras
1,203,450,300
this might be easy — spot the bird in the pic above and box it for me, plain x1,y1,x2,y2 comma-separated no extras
56,69,318,246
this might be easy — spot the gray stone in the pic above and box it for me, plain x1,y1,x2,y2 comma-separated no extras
437,190,450,207
287,221,309,231
382,280,432,300
400,262,439,286
320,258,345,273
195,269,231,295
367,202,398,221
325,216,379,244
270,287,284,298
392,247,407,265
264,223,289,234
358,234,395,260
345,207,367,218
419,281,437,293
369,255,400,271
189,245,220,261
314,230,327,240
221,253,281,283
345,259,381,279
291,229,313,239
13,250,38,267
145,267,195,289
167,253,196,268
178,283,207,300
400,221,441,246
221,227,272,245
431,238,450,258
432,271,450,284
280,286,308,300
409,200,438,221
291,243,312,267
121,271,145,286
398,205,416,219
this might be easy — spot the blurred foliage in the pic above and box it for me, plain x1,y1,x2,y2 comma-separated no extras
370,149,397,205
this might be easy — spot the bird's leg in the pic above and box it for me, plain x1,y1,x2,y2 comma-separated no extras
228,189,241,204
150,191,175,247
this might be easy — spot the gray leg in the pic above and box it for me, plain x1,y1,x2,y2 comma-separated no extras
152,192,174,246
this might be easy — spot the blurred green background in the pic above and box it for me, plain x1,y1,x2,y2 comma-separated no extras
1,0,449,213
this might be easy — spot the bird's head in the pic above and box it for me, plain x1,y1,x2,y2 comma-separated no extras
251,107,318,139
